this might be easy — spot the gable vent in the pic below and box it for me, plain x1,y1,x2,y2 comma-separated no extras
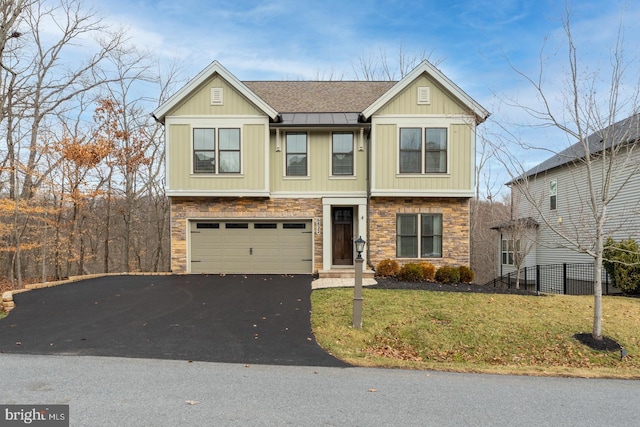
211,87,224,105
417,86,430,105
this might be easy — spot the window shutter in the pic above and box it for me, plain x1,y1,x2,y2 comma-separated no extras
211,87,223,105
417,86,430,104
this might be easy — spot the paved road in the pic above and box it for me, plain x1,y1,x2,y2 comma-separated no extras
1,354,638,427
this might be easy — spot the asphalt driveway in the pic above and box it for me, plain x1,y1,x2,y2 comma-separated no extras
0,275,349,367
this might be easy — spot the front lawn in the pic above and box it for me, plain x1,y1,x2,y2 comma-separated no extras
311,288,640,378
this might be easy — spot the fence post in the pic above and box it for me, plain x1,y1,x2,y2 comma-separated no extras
536,265,540,293
563,263,567,294
524,267,528,290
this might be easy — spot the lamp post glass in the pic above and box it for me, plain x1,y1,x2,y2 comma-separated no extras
354,236,366,259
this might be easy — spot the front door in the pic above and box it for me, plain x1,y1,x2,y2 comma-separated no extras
332,207,353,265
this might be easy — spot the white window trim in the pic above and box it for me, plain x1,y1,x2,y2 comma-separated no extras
284,132,310,178
329,132,356,178
191,126,243,175
397,125,450,175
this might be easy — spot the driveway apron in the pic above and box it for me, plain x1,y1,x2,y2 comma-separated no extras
0,275,349,367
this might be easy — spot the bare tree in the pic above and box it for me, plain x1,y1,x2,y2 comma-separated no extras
352,43,443,81
495,7,640,340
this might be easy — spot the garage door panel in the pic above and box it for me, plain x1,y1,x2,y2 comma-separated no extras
190,220,312,274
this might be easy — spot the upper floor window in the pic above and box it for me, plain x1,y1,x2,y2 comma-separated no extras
193,128,240,174
399,127,447,174
332,132,354,175
286,133,308,176
549,180,557,211
396,213,443,258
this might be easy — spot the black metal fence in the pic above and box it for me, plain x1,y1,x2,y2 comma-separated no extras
486,263,619,295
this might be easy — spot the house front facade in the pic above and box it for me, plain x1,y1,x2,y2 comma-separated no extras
153,60,489,276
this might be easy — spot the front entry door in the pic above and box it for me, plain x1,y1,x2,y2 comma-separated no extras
332,207,353,265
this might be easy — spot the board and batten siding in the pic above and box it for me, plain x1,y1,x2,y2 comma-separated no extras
166,122,267,192
513,145,640,266
371,122,474,194
170,74,264,117
375,75,470,116
269,130,367,195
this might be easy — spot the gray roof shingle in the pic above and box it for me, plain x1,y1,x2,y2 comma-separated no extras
512,113,640,183
243,81,396,113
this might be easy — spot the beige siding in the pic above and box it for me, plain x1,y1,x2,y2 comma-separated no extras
167,123,267,191
270,130,367,194
372,123,473,192
170,74,264,117
376,74,470,116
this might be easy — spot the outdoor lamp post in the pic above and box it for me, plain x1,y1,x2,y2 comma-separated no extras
353,236,366,329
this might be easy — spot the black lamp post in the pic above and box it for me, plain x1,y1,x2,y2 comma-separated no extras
353,236,366,328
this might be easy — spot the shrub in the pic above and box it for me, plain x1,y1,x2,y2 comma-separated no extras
458,266,474,283
376,258,400,277
418,261,436,281
603,237,640,294
435,265,460,284
399,263,425,282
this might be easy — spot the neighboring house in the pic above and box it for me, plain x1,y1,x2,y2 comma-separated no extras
494,114,640,282
153,60,489,276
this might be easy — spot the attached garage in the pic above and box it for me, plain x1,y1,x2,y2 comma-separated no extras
189,220,313,274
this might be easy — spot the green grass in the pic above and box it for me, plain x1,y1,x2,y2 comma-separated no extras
311,288,640,378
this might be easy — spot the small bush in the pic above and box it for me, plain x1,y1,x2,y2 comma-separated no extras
376,258,400,277
399,263,425,282
603,237,640,294
458,266,474,283
418,261,436,281
435,265,461,284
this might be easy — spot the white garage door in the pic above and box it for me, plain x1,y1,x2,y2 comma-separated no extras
189,220,313,274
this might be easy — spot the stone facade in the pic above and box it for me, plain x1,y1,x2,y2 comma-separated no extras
170,197,324,273
368,197,470,269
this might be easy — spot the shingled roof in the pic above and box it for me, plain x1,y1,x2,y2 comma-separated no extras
510,113,640,183
243,81,396,113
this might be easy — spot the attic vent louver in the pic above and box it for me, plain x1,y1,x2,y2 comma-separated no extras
417,86,430,105
211,87,223,105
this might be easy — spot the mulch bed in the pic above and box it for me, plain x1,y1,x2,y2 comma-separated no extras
369,277,540,295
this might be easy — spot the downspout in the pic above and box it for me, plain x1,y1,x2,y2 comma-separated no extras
365,127,374,271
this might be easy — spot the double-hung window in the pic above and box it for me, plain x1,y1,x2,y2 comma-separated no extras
396,214,443,258
501,239,520,265
193,128,240,174
286,133,308,176
399,127,447,174
332,132,354,175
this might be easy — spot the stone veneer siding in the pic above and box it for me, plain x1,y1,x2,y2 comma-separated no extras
368,197,470,269
170,197,323,273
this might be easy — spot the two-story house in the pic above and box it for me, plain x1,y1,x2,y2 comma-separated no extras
494,114,640,291
152,60,489,276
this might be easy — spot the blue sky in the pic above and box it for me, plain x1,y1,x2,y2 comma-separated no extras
97,0,640,196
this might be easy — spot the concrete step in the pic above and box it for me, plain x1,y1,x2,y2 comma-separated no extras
318,269,375,279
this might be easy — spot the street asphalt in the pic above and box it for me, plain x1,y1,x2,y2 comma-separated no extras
1,353,639,426
0,274,348,367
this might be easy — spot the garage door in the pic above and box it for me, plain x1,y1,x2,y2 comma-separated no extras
189,220,313,274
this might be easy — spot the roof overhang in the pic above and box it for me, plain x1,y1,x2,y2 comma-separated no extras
152,61,279,124
361,60,490,123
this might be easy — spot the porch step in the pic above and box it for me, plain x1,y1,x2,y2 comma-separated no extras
318,269,375,279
